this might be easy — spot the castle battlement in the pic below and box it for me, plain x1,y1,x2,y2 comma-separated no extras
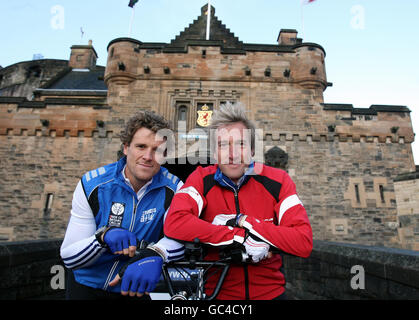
104,37,327,90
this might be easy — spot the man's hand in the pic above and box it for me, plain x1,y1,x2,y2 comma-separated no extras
212,214,236,226
212,213,246,228
213,214,272,262
109,249,163,297
103,227,137,257
243,233,270,263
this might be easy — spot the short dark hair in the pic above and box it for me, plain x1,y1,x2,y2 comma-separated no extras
119,110,170,145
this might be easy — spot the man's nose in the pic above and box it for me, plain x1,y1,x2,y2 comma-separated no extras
143,148,153,160
229,144,240,159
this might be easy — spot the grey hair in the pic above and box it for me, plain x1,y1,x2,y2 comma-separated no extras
209,102,256,152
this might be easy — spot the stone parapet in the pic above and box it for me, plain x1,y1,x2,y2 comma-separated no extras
283,240,419,299
1,239,417,300
0,97,111,138
0,239,64,299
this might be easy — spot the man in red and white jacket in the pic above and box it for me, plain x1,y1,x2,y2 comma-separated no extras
164,103,312,300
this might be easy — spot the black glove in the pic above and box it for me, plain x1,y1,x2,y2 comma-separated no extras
225,213,245,227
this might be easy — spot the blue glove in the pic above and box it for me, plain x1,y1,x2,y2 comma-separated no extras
117,249,163,294
103,227,137,254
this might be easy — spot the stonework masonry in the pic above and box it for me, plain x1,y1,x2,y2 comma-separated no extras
0,105,118,240
0,4,417,249
0,60,69,100
394,168,419,250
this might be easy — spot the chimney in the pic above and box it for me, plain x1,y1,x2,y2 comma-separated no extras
69,40,98,69
277,29,298,45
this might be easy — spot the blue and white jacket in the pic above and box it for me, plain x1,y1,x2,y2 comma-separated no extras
60,156,183,292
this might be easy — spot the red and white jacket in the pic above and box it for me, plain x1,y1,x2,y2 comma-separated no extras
164,163,313,300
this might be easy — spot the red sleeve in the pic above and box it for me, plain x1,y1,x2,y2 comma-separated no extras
242,171,313,258
164,166,246,246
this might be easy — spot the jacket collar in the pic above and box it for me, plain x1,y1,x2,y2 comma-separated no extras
214,162,256,191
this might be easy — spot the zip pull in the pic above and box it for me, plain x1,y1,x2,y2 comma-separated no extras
221,178,241,216
233,189,241,216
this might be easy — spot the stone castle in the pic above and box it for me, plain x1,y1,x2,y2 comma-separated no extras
0,5,417,249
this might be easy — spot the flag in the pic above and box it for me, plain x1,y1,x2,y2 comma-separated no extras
302,0,316,4
128,0,139,8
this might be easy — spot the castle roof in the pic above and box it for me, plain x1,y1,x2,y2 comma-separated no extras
42,67,107,91
107,4,325,55
165,4,245,54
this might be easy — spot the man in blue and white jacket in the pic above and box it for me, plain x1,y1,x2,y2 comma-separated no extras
60,111,184,299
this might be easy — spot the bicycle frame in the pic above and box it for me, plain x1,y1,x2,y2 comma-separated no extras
162,259,231,300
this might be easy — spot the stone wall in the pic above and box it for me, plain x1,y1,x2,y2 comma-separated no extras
394,167,419,250
0,239,417,300
0,98,121,241
0,135,121,241
0,239,63,299
283,240,419,299
278,133,414,247
0,60,69,100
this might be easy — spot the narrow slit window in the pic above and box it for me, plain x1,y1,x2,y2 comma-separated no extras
354,184,360,203
379,185,385,203
44,193,54,217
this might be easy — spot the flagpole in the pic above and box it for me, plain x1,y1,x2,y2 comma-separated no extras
300,0,305,41
129,6,135,37
206,0,211,40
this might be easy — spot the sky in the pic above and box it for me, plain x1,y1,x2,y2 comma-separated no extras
1,0,418,165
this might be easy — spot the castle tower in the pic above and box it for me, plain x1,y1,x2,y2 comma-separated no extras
104,4,329,134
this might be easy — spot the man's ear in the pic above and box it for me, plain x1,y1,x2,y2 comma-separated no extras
123,143,129,156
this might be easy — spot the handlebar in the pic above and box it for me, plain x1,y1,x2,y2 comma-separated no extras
158,238,281,300
161,238,255,300
162,260,230,300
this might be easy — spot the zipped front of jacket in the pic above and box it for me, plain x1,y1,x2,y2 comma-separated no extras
102,184,138,291
102,169,166,291
219,175,250,300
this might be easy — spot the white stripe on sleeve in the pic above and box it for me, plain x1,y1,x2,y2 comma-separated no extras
176,186,204,216
60,181,106,269
278,194,303,225
153,236,185,263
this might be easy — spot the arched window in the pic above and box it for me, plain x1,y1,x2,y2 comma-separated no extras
176,104,188,131
178,105,187,122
